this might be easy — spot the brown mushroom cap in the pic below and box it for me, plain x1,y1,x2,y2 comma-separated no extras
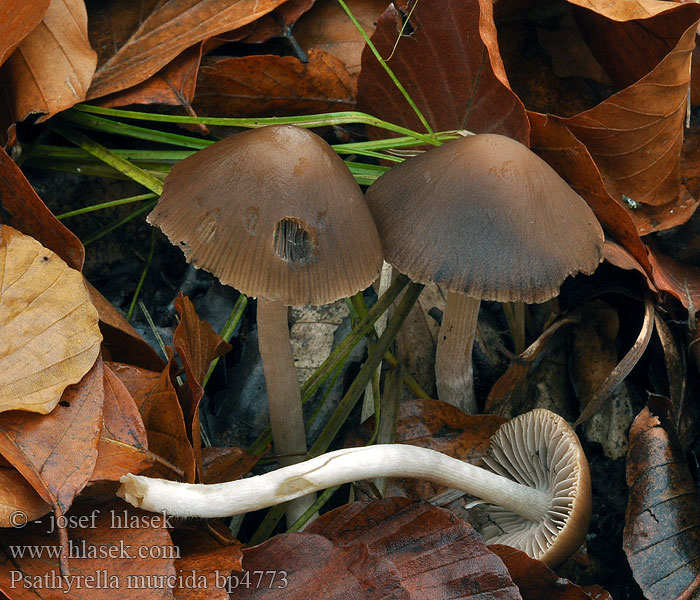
479,408,592,566
365,134,604,303
148,125,383,306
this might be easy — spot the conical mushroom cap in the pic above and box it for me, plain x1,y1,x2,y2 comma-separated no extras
148,125,383,306
366,134,604,303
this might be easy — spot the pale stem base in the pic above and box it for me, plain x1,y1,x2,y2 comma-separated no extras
435,293,480,413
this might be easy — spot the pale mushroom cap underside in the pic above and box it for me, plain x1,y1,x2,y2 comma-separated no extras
366,134,605,303
480,408,592,566
148,125,383,306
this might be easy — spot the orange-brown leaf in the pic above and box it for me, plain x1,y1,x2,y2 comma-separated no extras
0,147,84,270
91,364,153,482
0,500,175,599
0,0,97,122
201,446,261,484
0,466,50,528
563,18,700,207
0,357,103,515
624,397,700,599
86,0,288,100
109,361,195,483
0,0,50,66
490,545,611,599
194,49,355,117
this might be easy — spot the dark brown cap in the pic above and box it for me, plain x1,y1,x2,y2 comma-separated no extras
480,408,592,566
366,134,604,303
148,125,383,306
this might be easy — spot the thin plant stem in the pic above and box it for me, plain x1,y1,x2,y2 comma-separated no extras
127,231,156,320
49,124,163,195
335,0,435,137
202,294,249,388
56,193,158,219
81,201,157,245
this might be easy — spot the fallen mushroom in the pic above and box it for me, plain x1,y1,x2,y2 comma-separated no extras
365,133,605,413
119,408,590,566
146,125,383,526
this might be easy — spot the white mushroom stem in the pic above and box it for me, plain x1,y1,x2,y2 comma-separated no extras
435,292,480,413
118,444,551,523
256,298,315,526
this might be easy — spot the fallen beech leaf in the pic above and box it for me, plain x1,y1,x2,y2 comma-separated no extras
0,466,50,528
624,397,700,599
305,498,521,599
96,44,203,110
194,50,355,117
109,361,195,483
0,0,97,123
357,0,528,141
85,280,165,372
90,364,153,482
563,19,699,207
490,545,611,599
646,239,700,311
294,0,388,76
202,446,260,484
0,225,101,414
528,112,653,271
225,0,314,44
171,527,242,600
602,239,656,292
0,147,84,270
571,0,700,92
0,0,50,66
87,0,289,100
653,311,685,420
173,293,231,475
235,498,520,599
0,499,175,600
0,357,102,517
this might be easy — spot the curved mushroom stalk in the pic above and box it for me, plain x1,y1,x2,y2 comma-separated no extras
119,409,591,566
435,292,480,413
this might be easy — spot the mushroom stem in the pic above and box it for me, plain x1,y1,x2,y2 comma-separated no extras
118,444,551,523
435,292,480,413
256,298,315,526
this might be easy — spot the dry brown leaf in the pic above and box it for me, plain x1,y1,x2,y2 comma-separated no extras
0,147,84,270
563,18,699,207
490,545,611,600
109,360,196,483
357,0,529,141
646,239,700,311
173,293,231,476
90,364,154,482
85,280,165,372
0,0,96,123
0,466,50,528
96,44,203,110
0,499,175,599
624,397,700,599
0,0,50,67
294,0,388,76
0,225,101,414
528,112,654,269
86,0,288,100
194,49,356,118
0,357,103,518
201,446,260,484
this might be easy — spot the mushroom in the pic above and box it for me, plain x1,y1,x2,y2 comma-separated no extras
365,133,605,413
118,408,591,566
147,125,383,526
